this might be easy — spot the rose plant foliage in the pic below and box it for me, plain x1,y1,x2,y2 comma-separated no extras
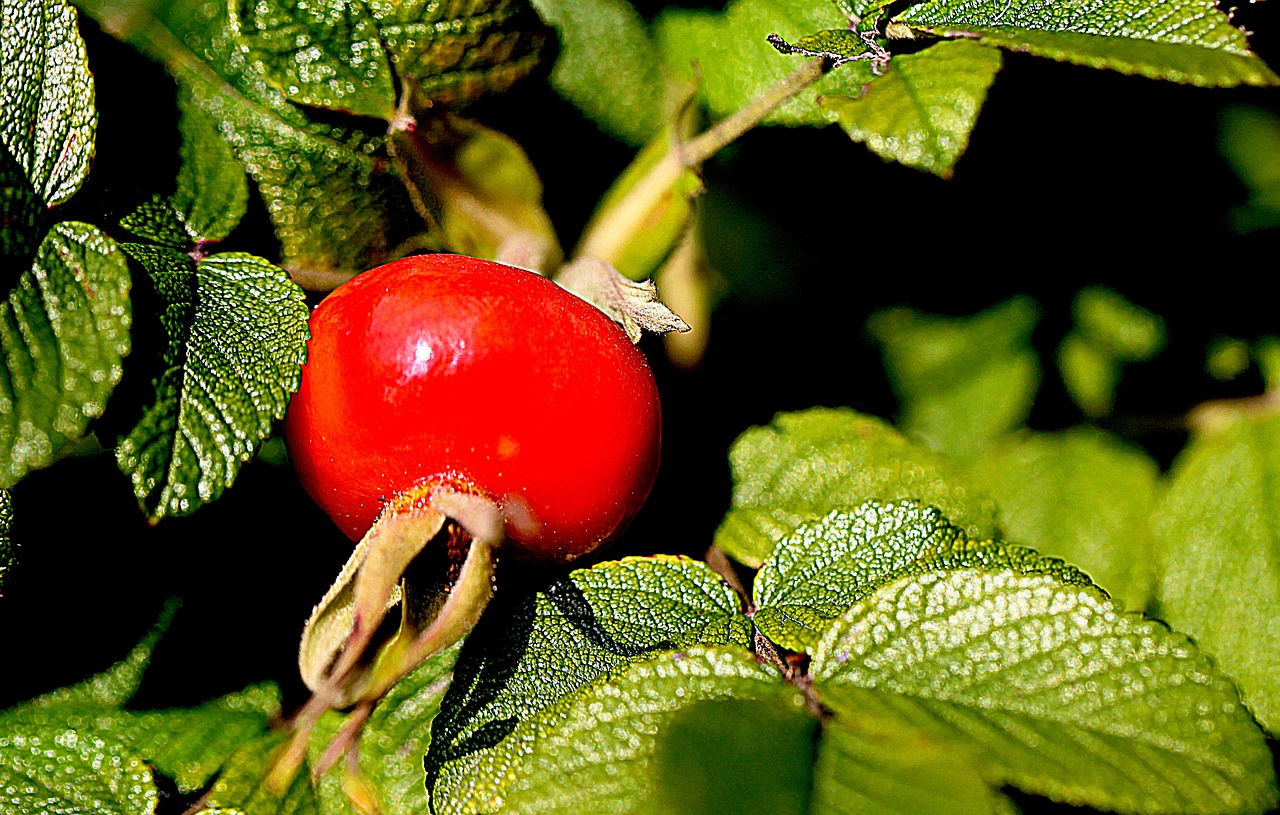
1,0,1280,813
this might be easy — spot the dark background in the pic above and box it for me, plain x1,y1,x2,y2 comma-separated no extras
2,5,1278,808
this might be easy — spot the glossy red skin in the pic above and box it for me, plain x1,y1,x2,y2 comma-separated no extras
284,254,662,562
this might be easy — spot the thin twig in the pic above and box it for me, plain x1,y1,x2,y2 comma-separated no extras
571,58,827,268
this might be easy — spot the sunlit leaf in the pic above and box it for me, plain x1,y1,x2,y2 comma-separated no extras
656,0,876,127
752,501,1093,652
716,409,999,567
427,556,749,808
435,646,803,815
821,41,1002,178
0,724,158,815
897,0,1278,86
814,568,1279,814
968,429,1160,610
115,247,308,521
1152,412,1280,735
0,0,96,206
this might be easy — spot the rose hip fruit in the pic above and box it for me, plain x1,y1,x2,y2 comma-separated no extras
285,253,662,563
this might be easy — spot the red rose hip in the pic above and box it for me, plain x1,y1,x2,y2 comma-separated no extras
285,253,662,561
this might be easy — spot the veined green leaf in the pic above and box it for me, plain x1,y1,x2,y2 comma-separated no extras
426,556,750,809
371,0,545,110
716,408,999,567
0,724,158,815
821,40,1002,178
229,0,398,120
1152,412,1280,735
4,684,280,795
186,75,418,283
530,0,662,145
753,501,1093,651
0,0,96,206
437,646,805,815
968,428,1160,610
115,247,308,521
896,0,1278,87
656,0,877,127
812,569,1278,815
0,222,131,487
78,0,426,282
869,296,1040,460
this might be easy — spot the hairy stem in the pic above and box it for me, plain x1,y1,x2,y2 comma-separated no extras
682,57,827,166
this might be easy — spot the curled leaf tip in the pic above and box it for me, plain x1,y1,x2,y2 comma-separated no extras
556,257,691,343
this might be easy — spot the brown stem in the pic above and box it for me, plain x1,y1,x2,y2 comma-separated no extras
704,544,753,614
1189,389,1280,434
681,57,828,166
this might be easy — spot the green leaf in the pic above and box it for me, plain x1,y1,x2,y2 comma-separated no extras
228,0,398,120
426,556,750,807
896,0,1279,87
813,693,1016,815
1220,105,1280,233
752,502,1094,651
1073,286,1166,362
188,75,419,282
716,408,1000,567
1255,337,1280,392
0,723,159,815
1,222,131,487
79,0,427,282
114,248,307,521
869,296,1040,460
229,0,546,119
436,646,805,815
1059,287,1165,419
174,92,251,243
813,568,1279,815
529,0,662,145
656,0,877,127
1152,412,1280,735
1207,336,1252,383
820,40,1002,178
6,685,280,795
968,429,1160,610
0,0,97,206
1058,330,1119,418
